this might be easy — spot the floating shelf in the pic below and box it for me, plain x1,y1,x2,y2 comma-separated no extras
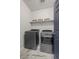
30,20,54,24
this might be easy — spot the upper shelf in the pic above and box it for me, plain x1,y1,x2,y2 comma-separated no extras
30,20,54,24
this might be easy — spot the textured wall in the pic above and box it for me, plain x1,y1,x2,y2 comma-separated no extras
20,0,32,49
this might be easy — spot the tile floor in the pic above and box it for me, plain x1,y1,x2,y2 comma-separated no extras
20,48,54,59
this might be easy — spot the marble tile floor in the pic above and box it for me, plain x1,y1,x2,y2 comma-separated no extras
20,48,54,59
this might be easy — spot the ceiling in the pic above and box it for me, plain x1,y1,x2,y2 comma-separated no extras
23,0,54,11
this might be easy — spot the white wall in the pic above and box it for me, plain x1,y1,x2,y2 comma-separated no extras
20,0,32,49
32,7,54,20
31,7,54,32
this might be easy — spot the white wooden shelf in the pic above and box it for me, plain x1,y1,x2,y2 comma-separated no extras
30,20,54,24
